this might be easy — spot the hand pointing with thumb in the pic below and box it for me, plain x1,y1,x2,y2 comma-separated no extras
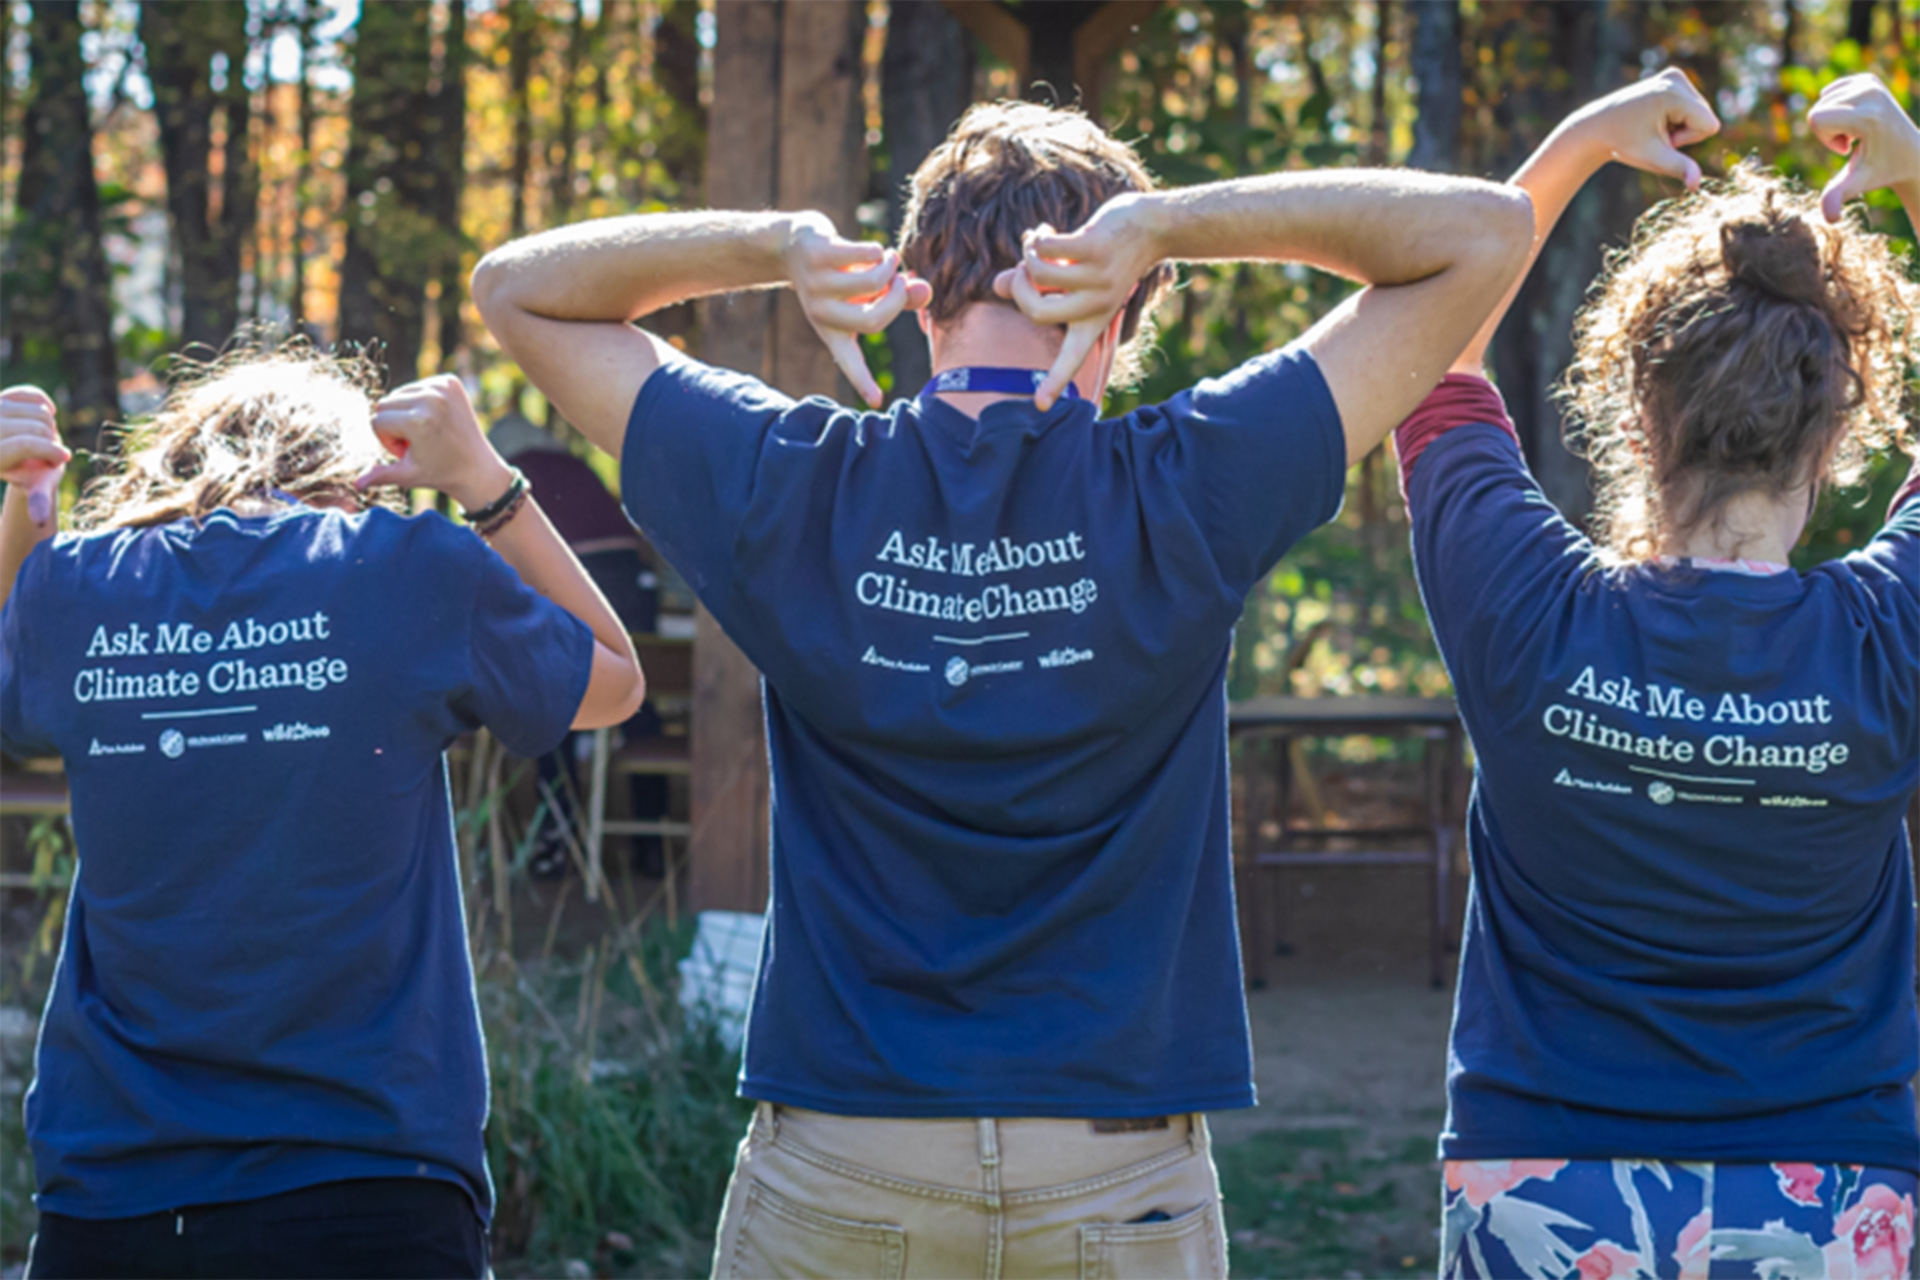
1807,74,1920,224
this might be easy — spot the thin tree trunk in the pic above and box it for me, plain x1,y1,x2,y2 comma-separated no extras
338,1,439,385
1369,0,1391,165
1846,0,1875,45
3,0,119,457
436,0,468,364
1407,0,1461,173
549,0,587,225
881,0,973,397
507,0,537,239
141,0,255,350
290,1,315,336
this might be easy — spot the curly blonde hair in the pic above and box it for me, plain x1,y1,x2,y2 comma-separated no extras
73,342,405,532
898,100,1177,390
1562,163,1917,562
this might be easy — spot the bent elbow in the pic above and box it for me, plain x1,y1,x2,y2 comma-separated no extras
1482,187,1537,268
616,667,648,724
469,255,505,321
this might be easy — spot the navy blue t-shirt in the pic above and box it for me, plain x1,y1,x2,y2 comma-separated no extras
1402,382,1920,1172
0,506,593,1219
622,347,1345,1116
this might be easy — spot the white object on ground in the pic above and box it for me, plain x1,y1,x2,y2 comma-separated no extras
677,910,766,1051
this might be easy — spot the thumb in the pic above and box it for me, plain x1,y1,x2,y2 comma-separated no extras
1646,138,1704,190
1821,152,1869,223
356,459,418,492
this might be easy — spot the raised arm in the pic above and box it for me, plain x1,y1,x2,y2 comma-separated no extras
0,387,73,614
1448,69,1720,376
355,375,645,729
995,168,1535,463
470,212,929,459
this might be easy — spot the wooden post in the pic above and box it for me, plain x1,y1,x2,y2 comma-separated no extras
688,0,866,916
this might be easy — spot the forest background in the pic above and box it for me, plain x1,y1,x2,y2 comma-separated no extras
1,1,1917,1276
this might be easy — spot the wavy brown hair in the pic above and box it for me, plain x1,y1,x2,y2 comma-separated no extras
73,342,405,532
1563,164,1916,562
898,100,1177,388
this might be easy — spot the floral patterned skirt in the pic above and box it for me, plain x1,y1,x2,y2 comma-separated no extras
1441,1159,1915,1279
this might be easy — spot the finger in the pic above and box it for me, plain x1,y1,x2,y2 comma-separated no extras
993,267,1019,300
1019,249,1104,291
1821,154,1870,223
808,254,899,301
355,459,419,491
1008,267,1112,326
1808,102,1862,156
809,238,889,270
0,405,60,440
0,438,72,472
821,330,882,409
1024,226,1100,265
0,386,56,412
902,277,933,311
810,276,913,334
1035,321,1104,412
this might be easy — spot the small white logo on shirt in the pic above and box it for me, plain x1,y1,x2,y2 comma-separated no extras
945,657,969,687
89,738,147,756
159,729,185,759
1647,781,1675,805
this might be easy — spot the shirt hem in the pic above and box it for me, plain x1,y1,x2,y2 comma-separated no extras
740,1077,1257,1119
1441,1136,1920,1178
34,1159,490,1225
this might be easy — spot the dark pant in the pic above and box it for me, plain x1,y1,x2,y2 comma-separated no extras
25,1177,489,1279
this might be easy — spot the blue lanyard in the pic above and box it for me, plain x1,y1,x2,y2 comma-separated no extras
918,367,1081,403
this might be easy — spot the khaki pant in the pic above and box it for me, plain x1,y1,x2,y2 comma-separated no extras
709,1104,1228,1280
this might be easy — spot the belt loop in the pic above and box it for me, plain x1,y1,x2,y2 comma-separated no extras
977,1118,1000,1168
1189,1113,1207,1155
756,1102,779,1145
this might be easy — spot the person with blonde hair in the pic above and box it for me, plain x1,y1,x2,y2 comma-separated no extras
0,347,645,1278
1387,71,1920,1277
474,96,1532,1275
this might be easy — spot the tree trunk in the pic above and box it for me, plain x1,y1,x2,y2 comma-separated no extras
1846,0,1875,45
435,0,468,365
689,0,867,917
3,0,119,456
1407,0,1461,173
337,1,442,386
140,0,255,351
290,3,316,336
1484,0,1643,527
549,0,588,226
506,0,538,239
881,0,973,397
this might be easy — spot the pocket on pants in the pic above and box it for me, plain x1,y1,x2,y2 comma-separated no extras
723,1180,907,1280
1078,1201,1223,1280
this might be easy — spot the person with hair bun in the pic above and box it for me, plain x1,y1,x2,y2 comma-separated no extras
1392,71,1920,1278
0,347,645,1278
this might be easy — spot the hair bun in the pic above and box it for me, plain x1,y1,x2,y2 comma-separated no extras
1720,215,1824,305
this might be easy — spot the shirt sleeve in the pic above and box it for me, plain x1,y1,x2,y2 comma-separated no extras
619,355,798,621
1399,375,1597,686
1128,344,1348,597
0,546,54,760
1829,458,1919,718
454,542,597,759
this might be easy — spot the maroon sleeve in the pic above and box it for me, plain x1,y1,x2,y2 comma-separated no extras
1393,373,1521,501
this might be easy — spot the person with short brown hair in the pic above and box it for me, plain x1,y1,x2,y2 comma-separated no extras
475,99,1531,1276
1389,71,1920,1276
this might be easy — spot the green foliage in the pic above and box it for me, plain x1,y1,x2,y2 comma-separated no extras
1215,1125,1441,1279
483,923,752,1278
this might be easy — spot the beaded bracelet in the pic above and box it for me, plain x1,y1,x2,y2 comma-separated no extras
465,469,530,539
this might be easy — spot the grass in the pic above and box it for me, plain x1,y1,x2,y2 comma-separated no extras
1216,1125,1443,1280
482,921,751,1278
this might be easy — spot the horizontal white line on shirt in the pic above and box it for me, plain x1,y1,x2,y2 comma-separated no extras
931,632,1031,647
1628,764,1754,786
140,705,259,721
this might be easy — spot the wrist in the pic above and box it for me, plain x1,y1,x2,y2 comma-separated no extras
1122,191,1176,268
446,455,516,513
770,210,833,279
